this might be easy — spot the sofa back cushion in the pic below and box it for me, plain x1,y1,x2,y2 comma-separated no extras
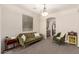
26,33,35,38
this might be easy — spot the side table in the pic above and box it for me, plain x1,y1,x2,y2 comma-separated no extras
67,31,77,45
5,38,19,51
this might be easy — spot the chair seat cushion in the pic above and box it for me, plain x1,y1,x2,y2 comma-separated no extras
56,37,61,40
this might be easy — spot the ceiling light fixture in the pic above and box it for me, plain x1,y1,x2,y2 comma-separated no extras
42,4,48,16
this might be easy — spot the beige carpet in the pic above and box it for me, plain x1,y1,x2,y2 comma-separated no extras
4,37,79,54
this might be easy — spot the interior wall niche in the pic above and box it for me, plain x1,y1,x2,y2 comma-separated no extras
46,17,56,37
22,14,33,31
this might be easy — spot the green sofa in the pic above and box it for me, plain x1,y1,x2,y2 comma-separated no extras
17,32,43,47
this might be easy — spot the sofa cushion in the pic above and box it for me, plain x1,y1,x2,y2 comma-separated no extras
25,38,35,43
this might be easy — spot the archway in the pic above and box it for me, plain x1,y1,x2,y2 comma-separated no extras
46,17,56,37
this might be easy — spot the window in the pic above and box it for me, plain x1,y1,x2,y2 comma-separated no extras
22,14,33,31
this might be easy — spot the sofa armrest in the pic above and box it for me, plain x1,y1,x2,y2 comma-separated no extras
39,34,44,39
17,36,25,47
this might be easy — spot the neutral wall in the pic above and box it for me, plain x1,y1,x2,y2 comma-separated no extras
54,8,79,34
1,5,40,51
0,6,2,53
0,7,1,36
2,7,22,39
40,8,79,39
39,17,46,39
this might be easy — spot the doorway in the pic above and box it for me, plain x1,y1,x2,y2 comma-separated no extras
46,17,56,37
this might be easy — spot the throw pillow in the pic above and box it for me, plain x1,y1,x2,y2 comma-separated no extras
60,32,65,37
21,35,26,41
34,33,40,37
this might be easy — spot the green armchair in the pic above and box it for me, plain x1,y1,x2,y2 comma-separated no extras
53,32,66,45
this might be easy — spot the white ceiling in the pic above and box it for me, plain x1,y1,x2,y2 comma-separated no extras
17,4,79,14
